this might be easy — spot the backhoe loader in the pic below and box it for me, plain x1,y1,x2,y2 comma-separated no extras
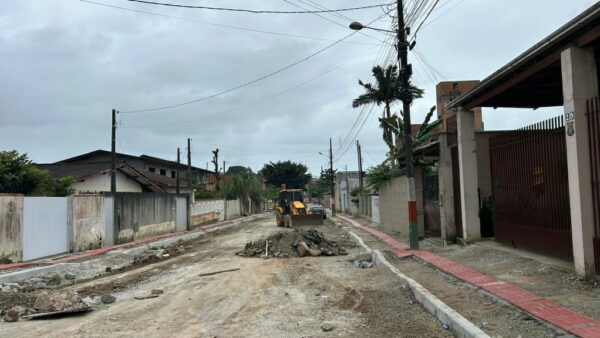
274,187,323,227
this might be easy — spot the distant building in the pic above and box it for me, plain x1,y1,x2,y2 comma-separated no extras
37,149,217,194
335,171,361,213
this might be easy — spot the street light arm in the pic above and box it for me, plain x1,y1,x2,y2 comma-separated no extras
349,21,395,33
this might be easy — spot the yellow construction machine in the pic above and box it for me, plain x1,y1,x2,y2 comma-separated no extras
274,187,323,227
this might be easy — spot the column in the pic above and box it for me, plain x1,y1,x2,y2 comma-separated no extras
438,134,456,245
457,108,481,242
561,46,598,277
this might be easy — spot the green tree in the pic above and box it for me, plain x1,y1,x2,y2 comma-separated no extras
353,65,424,154
0,150,74,196
258,161,311,189
225,170,263,214
0,150,48,194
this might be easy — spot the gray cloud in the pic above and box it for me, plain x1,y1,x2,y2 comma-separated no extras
0,0,595,175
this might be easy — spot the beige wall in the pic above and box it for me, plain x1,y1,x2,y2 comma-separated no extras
0,195,23,262
377,168,424,242
71,171,142,194
71,195,105,252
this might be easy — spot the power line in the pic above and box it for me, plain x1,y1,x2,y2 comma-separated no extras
127,0,393,14
121,43,380,129
80,0,379,45
410,0,441,41
121,12,390,114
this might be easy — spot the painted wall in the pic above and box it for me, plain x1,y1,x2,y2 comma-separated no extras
377,168,424,242
71,195,105,252
0,195,23,262
71,171,142,194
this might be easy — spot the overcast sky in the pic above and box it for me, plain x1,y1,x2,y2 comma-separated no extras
1,0,597,175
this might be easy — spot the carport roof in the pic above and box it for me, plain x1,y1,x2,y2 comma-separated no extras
447,3,600,110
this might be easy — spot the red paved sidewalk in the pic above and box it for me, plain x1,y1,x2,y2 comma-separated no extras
336,214,600,338
0,217,247,271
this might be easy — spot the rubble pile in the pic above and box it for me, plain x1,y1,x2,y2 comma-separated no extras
132,244,190,265
0,291,98,322
236,229,348,258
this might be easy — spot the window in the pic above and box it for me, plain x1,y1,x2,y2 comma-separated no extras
148,167,156,173
171,171,176,178
160,169,166,176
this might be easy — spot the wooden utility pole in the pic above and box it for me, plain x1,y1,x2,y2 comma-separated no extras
223,160,227,220
329,138,336,217
176,148,181,195
397,0,418,249
111,109,117,193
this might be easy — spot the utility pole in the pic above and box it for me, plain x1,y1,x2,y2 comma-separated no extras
187,138,193,204
223,160,227,220
329,138,336,217
345,165,349,214
398,0,418,249
211,148,219,191
176,148,181,195
356,140,363,190
111,109,117,193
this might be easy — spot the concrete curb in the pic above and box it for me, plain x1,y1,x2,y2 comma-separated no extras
346,230,489,338
0,215,260,285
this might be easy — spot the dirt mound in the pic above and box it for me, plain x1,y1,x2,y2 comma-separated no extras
236,229,348,258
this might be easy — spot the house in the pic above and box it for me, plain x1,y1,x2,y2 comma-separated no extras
37,149,217,194
335,171,361,214
438,3,600,278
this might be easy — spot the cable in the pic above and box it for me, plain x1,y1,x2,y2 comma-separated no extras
121,12,391,114
121,43,381,129
126,0,393,14
80,0,379,46
410,0,441,41
419,0,465,30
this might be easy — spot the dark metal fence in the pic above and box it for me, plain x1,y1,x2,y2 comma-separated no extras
489,115,572,261
587,98,600,274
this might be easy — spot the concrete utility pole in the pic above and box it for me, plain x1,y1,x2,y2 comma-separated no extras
111,109,117,193
356,140,363,190
176,148,181,195
187,138,193,204
397,0,419,249
329,138,336,217
223,160,227,220
345,165,349,214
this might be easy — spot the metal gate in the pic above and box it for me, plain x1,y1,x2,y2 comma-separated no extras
176,196,187,231
587,98,600,274
104,196,114,246
23,197,68,261
423,173,441,236
489,115,572,261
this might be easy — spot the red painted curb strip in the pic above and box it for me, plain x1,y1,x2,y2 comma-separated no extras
336,214,600,338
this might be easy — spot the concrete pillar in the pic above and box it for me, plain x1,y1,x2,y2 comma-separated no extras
561,46,598,277
438,134,456,245
457,108,481,242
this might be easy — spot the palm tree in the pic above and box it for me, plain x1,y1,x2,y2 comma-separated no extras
352,65,424,119
353,65,424,160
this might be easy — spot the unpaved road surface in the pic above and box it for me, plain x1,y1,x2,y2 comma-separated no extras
0,214,453,338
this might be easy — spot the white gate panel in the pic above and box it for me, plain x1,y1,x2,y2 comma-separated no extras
104,196,114,246
176,197,187,231
23,197,68,261
371,196,380,225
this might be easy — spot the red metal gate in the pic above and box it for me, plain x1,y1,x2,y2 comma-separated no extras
489,115,572,261
587,98,600,274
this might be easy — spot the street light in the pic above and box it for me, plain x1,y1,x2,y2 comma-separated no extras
349,21,395,33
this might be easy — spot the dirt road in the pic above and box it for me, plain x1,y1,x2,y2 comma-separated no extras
0,214,453,338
